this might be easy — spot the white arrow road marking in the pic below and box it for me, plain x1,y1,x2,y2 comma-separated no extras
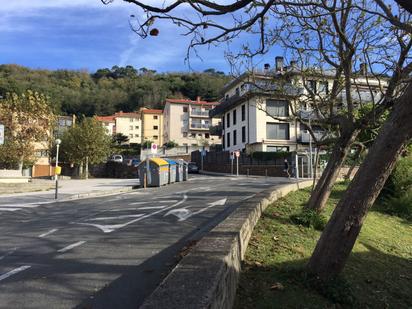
39,229,59,238
0,207,21,212
0,266,31,282
164,208,191,221
87,214,144,221
241,194,256,201
0,248,17,261
75,194,188,233
57,241,86,253
178,198,228,221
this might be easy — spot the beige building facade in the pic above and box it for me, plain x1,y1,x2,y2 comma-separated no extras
163,98,221,146
141,109,163,146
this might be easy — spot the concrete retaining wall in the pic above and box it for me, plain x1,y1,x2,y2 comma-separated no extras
140,180,313,309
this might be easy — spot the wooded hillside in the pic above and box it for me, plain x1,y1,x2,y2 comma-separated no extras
0,65,229,116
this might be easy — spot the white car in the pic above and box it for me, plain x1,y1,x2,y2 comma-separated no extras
110,155,123,163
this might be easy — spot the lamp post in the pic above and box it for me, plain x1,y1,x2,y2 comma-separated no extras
55,138,61,199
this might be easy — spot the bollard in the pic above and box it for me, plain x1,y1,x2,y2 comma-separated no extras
144,171,147,188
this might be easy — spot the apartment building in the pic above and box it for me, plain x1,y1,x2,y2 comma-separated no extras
211,56,384,153
113,111,142,144
163,97,221,146
96,115,116,136
141,109,163,146
96,112,142,144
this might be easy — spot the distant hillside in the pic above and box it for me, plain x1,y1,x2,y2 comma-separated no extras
0,64,230,116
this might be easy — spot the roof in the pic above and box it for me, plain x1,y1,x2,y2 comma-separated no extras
166,98,219,106
114,111,141,118
150,158,169,166
142,109,163,114
96,116,115,122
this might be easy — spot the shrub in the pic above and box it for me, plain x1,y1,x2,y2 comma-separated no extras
378,190,412,221
251,151,290,161
290,209,327,231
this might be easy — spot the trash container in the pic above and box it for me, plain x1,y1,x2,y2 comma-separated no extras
164,159,177,184
182,161,189,181
175,159,184,182
138,157,169,187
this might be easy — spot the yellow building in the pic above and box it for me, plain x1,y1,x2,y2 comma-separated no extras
141,109,163,146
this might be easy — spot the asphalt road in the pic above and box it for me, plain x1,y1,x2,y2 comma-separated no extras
0,174,292,309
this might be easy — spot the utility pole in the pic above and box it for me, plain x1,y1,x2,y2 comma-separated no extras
55,139,61,199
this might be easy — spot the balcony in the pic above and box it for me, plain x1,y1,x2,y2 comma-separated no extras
190,110,210,118
299,131,325,143
190,123,210,130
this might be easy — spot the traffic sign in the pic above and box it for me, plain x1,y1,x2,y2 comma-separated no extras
151,143,158,154
230,152,234,160
0,124,4,145
235,151,240,158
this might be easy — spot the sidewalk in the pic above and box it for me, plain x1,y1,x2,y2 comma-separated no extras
0,178,139,208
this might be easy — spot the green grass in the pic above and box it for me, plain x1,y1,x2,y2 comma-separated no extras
234,183,412,309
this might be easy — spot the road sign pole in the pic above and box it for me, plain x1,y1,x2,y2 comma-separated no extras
236,155,239,176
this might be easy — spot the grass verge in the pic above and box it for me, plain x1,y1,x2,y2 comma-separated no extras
234,183,412,308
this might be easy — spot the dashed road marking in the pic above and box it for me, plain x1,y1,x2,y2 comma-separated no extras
57,241,86,253
138,206,166,210
0,248,17,261
0,266,31,282
39,229,59,238
0,207,21,212
87,214,144,221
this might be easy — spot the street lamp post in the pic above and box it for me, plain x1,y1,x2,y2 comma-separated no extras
55,139,61,199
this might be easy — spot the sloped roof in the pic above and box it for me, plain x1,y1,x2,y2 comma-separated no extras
96,116,115,122
166,98,219,106
142,109,163,114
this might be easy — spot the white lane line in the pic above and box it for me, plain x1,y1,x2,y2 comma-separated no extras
0,248,17,261
0,208,21,212
57,241,86,253
128,201,149,205
39,229,59,238
139,206,166,210
158,200,178,203
0,266,31,282
87,214,144,221
75,194,188,233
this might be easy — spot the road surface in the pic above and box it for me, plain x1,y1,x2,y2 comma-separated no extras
0,175,293,308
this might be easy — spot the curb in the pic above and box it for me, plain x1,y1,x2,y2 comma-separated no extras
59,186,136,202
140,180,313,309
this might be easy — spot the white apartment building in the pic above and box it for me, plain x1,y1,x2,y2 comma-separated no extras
96,116,116,136
163,98,221,146
211,56,384,153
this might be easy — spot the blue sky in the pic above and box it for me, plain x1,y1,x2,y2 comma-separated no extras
0,0,281,74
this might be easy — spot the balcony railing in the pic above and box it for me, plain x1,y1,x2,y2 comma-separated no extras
190,110,210,117
300,131,325,143
190,123,210,130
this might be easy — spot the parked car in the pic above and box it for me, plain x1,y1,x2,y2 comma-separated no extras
110,154,123,163
188,162,199,173
126,158,141,167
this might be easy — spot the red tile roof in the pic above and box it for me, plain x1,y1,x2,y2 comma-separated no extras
166,98,219,106
114,111,141,117
141,109,163,114
96,116,115,122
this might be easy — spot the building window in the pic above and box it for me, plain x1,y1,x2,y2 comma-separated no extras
130,118,134,122
233,130,237,146
227,132,230,147
227,113,230,128
205,133,210,138
241,105,246,121
222,116,225,129
319,81,329,94
191,133,196,138
242,126,246,143
235,87,240,96
135,126,139,129
129,126,133,130
153,135,158,140
225,94,229,101
306,80,317,93
267,146,289,152
183,132,188,137
266,123,290,140
233,109,237,125
153,125,158,130
153,115,158,119
198,133,202,137
266,100,289,117
183,106,188,113
129,134,133,138
135,134,139,137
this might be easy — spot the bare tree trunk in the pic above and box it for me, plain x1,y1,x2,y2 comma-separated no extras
344,146,363,180
306,129,360,212
79,162,83,178
85,156,89,180
307,83,412,280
